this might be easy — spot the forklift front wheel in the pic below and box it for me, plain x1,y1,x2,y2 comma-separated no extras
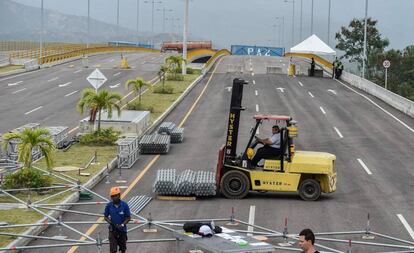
299,179,321,201
220,171,250,199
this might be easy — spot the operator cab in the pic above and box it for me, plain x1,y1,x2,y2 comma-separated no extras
242,114,298,171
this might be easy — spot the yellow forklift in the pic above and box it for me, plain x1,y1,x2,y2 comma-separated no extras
215,78,337,201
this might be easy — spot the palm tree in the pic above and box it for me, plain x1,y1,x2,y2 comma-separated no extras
165,55,185,74
2,128,55,169
125,77,149,103
77,88,122,132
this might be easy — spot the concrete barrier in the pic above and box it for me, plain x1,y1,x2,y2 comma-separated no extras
341,71,414,118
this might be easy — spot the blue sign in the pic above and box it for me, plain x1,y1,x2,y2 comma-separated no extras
231,45,284,57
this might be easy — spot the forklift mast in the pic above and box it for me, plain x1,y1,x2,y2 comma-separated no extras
225,78,248,159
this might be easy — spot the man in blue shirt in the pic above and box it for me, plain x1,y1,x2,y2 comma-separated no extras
251,125,282,167
104,187,131,253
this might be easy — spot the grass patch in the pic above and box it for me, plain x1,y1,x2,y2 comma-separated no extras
128,74,200,122
0,65,23,74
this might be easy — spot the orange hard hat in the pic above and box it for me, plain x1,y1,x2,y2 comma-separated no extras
110,187,121,196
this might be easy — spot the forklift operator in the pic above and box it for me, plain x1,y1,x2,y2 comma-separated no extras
251,125,281,167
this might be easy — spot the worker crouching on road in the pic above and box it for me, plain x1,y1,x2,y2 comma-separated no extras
104,187,131,253
251,125,281,167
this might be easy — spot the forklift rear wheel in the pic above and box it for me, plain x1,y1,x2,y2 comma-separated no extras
220,171,250,199
299,179,321,201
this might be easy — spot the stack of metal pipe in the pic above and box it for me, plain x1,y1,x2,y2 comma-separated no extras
139,134,170,154
157,122,184,143
153,169,176,195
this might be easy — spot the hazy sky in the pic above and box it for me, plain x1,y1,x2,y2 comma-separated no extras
12,0,414,50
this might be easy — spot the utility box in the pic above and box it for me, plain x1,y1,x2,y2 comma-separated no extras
79,110,151,136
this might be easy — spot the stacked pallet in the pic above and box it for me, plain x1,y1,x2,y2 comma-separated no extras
153,169,216,197
157,122,184,143
139,134,170,154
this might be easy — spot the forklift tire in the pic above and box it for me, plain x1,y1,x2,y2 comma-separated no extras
299,179,321,201
220,171,250,199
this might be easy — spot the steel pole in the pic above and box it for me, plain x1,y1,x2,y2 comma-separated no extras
152,0,155,34
328,0,331,46
292,0,295,46
182,0,189,75
385,68,388,89
87,0,90,48
311,0,314,35
300,0,303,41
117,0,120,39
363,0,368,78
137,0,140,43
40,0,43,62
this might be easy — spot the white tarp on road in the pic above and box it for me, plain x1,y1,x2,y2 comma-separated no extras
290,34,336,56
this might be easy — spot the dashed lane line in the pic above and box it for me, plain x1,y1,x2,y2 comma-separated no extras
65,90,79,97
333,127,343,138
12,88,26,94
357,158,372,175
397,214,414,240
25,106,43,115
319,106,327,115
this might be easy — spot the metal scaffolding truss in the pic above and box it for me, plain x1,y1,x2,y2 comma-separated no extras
1,167,414,252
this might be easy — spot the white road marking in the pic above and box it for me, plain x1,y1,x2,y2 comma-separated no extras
73,69,82,74
247,205,256,237
357,158,372,175
109,59,115,62
334,127,343,138
65,90,79,97
47,77,59,82
225,87,232,92
255,90,258,96
7,81,23,86
397,214,414,240
110,83,121,89
308,92,314,98
25,106,43,115
253,80,256,85
256,104,259,112
58,82,72,87
256,127,260,135
113,72,121,77
277,87,285,93
251,72,255,76
336,79,414,133
319,106,327,115
327,89,337,95
12,88,26,94
298,81,304,87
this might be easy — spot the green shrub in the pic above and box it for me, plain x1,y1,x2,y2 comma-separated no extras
3,168,52,190
173,67,198,74
167,74,184,81
153,85,174,94
126,101,154,112
79,128,120,146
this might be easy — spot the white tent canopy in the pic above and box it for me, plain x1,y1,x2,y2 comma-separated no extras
290,34,336,56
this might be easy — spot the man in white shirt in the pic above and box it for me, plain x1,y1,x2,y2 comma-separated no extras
251,125,281,167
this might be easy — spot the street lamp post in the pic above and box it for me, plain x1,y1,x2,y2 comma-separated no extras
300,0,303,41
284,0,295,47
363,0,368,79
275,17,285,49
157,7,173,33
40,0,44,62
116,0,120,39
136,0,140,43
87,0,90,49
311,0,314,35
182,0,189,75
328,0,331,46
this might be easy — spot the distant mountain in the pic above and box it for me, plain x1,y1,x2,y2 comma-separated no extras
0,0,181,47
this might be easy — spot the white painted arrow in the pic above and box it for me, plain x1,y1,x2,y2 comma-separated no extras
327,89,337,95
277,87,285,93
225,87,232,92
59,82,72,87
110,83,121,89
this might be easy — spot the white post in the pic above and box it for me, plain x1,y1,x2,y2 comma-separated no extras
87,0,90,48
311,0,314,35
40,0,44,62
362,0,368,79
328,0,331,46
182,0,189,75
385,68,388,90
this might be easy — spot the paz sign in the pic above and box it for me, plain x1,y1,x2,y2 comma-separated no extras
87,69,107,90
